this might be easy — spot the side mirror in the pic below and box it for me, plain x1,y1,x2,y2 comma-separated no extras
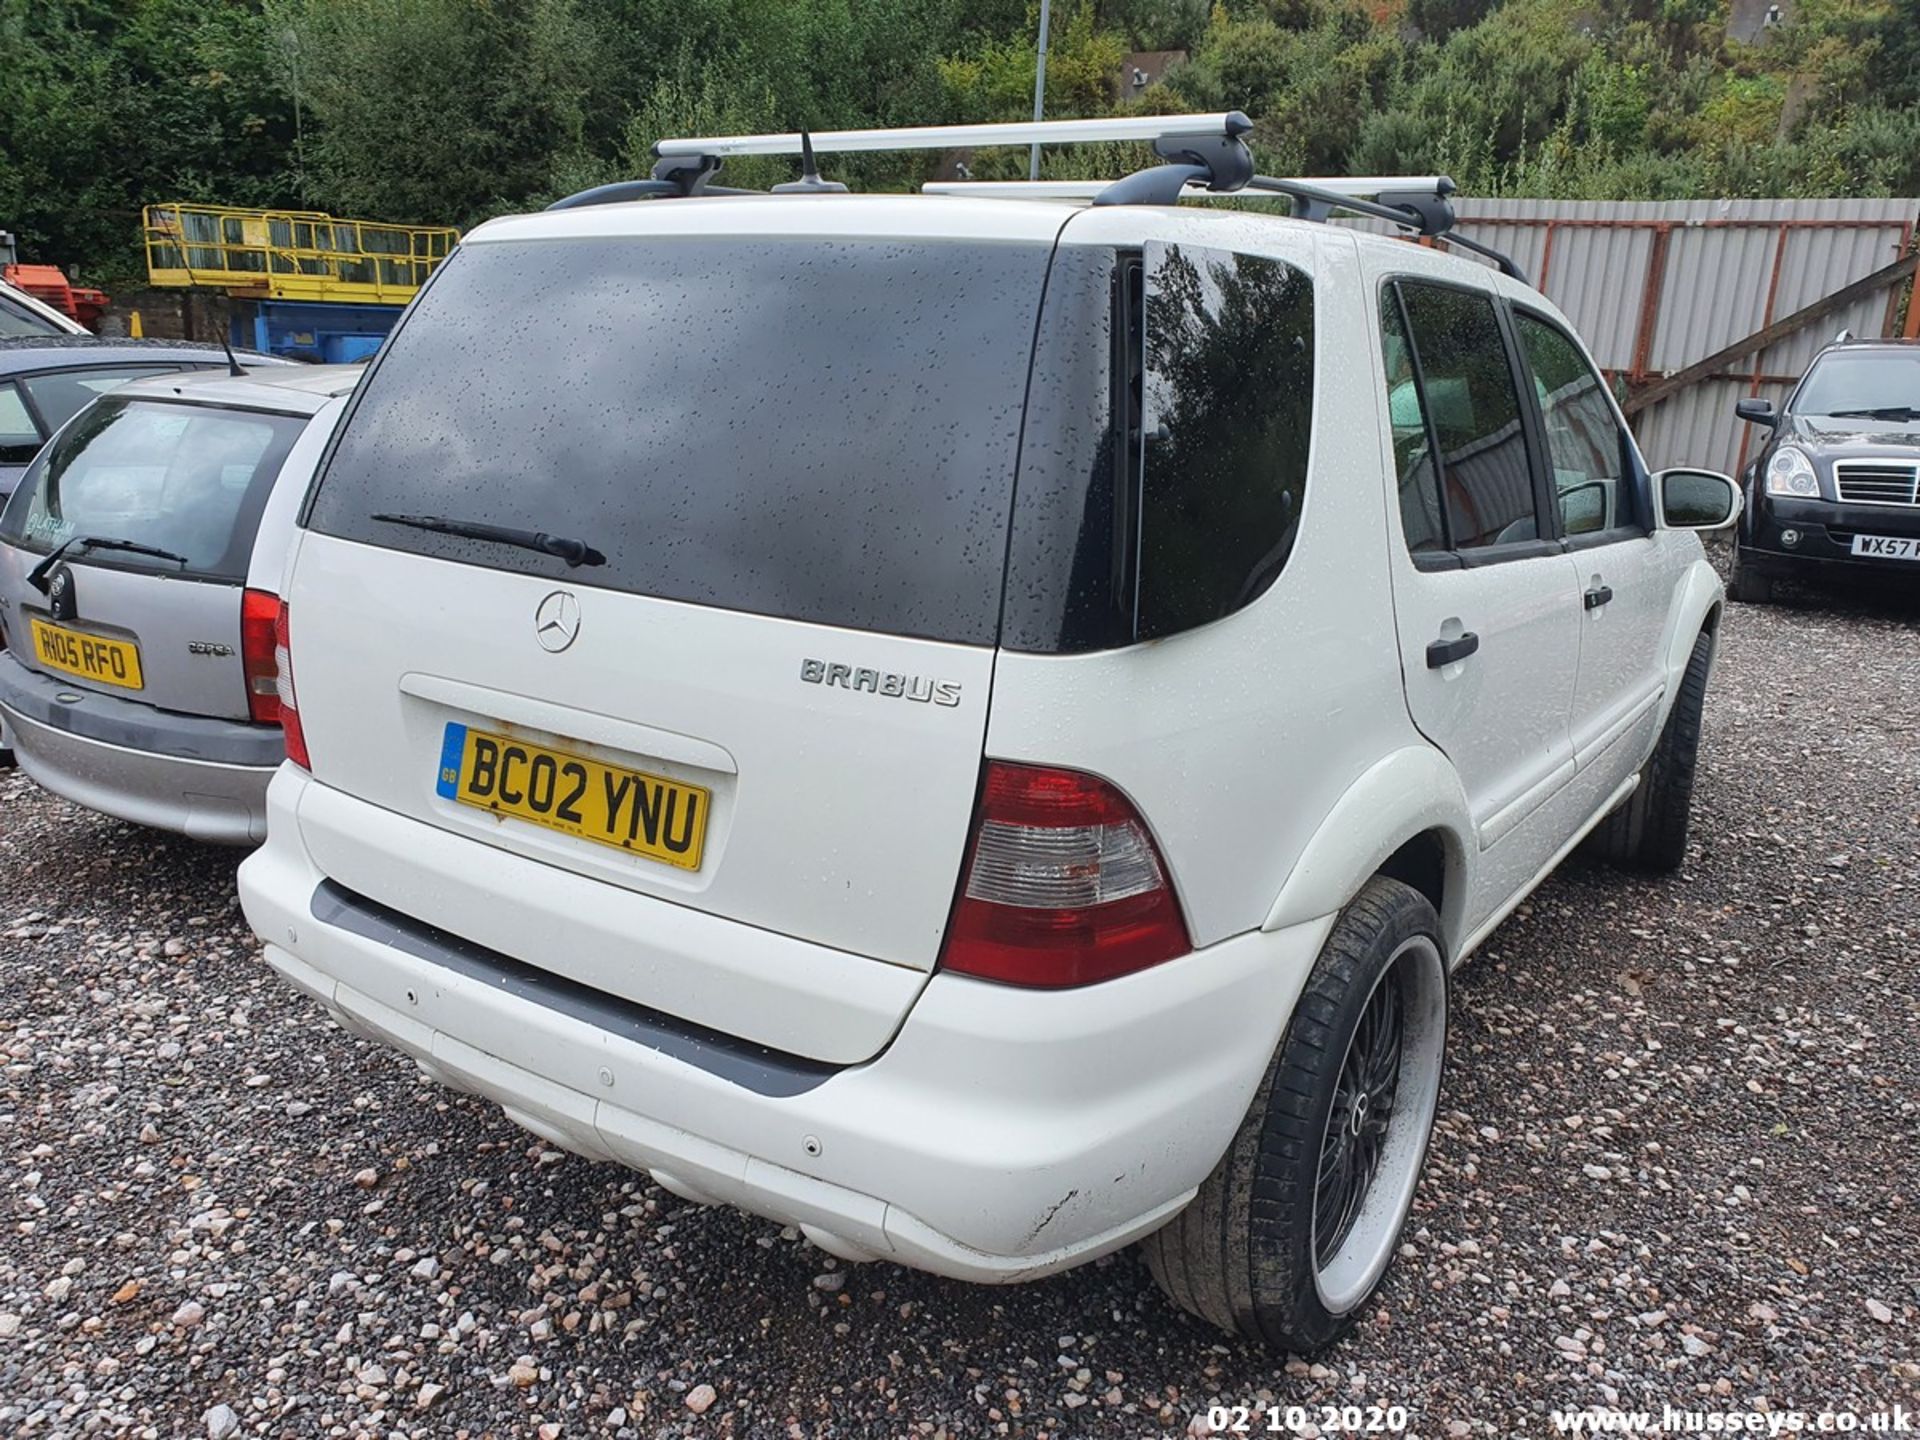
1655,468,1742,531
1734,398,1777,427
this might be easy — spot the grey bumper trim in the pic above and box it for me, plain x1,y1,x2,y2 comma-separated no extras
0,649,284,766
309,881,842,1098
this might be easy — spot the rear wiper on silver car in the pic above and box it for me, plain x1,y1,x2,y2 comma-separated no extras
28,535,191,593
1825,406,1920,421
371,513,606,568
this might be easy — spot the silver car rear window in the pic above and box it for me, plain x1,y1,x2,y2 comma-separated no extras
0,397,305,582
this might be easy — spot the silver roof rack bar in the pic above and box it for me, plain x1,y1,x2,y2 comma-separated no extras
655,112,1251,159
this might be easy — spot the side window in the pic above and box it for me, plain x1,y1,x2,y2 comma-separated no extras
1512,311,1638,537
1380,290,1445,553
1136,242,1314,638
0,382,42,464
1394,281,1537,550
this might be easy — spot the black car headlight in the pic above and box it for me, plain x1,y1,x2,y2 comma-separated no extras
1764,445,1820,498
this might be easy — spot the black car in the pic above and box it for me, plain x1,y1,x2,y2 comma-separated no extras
1730,338,1920,601
0,337,286,504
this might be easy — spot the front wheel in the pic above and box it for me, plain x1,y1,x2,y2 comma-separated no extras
1583,625,1715,873
1141,877,1447,1350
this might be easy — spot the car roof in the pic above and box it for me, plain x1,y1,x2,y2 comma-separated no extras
0,335,288,374
112,362,364,416
466,191,1518,295
1819,338,1920,355
467,192,1081,247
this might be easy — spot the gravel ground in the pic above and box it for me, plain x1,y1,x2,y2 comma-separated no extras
2,575,1916,1439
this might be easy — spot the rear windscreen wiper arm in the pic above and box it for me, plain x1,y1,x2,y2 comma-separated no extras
371,513,606,568
28,535,191,593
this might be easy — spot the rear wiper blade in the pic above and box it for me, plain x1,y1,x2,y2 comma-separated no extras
28,535,191,593
1825,406,1920,420
371,513,606,568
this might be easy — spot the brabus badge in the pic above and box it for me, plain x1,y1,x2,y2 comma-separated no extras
800,658,962,707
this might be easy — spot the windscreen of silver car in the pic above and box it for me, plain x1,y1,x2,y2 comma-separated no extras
0,295,67,337
19,366,182,433
0,383,41,466
306,237,1053,647
0,398,305,581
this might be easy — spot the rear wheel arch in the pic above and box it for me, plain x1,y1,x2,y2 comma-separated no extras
1265,746,1473,961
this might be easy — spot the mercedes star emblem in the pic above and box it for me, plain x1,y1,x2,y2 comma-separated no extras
533,590,580,653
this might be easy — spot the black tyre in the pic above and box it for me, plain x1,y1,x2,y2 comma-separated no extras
1141,877,1447,1351
1582,625,1715,873
1728,546,1773,604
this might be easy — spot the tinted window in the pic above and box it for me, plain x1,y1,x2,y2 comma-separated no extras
307,237,1052,646
1380,290,1446,553
0,383,40,465
0,398,304,580
1513,311,1636,536
998,247,1134,653
21,366,183,433
1135,243,1314,638
1793,350,1920,415
1396,282,1536,550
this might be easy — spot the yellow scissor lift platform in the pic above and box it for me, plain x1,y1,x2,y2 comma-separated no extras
143,203,458,304
142,203,459,360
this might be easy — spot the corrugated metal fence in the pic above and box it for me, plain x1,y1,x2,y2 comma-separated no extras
1411,198,1920,475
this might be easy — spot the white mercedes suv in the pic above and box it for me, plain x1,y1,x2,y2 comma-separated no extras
237,115,1740,1350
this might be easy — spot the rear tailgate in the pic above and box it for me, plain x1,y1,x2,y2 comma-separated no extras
284,536,994,1057
0,395,306,716
286,203,1067,1061
0,558,248,714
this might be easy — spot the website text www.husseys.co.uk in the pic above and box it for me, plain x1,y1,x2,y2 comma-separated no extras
1551,1406,1912,1435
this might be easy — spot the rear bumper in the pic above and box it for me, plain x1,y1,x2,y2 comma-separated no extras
239,767,1330,1282
0,650,278,842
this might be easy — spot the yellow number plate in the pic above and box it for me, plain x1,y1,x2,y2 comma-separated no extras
29,617,145,691
435,723,709,871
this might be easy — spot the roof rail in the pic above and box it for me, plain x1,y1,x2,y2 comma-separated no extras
923,173,1529,282
921,175,1452,204
549,111,1528,280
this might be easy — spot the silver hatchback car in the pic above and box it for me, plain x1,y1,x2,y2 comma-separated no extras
0,364,360,841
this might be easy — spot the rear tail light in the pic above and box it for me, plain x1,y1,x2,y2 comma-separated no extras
940,761,1191,987
239,589,282,725
273,598,310,770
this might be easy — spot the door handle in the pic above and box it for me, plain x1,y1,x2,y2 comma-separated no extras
1426,631,1480,668
1583,584,1614,610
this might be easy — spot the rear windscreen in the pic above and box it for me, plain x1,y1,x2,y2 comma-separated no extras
0,397,304,581
305,236,1055,645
